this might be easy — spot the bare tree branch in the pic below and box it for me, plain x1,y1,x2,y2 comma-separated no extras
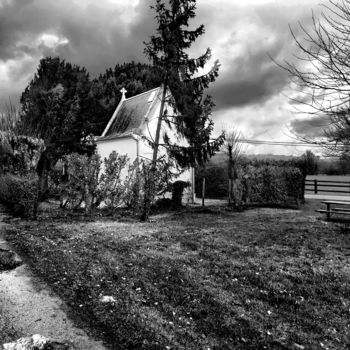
278,0,350,158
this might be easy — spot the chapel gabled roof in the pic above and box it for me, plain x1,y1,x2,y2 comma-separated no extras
98,86,162,141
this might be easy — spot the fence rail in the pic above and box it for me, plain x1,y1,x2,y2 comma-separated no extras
305,179,350,195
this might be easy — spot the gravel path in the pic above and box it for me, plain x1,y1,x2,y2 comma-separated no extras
0,209,107,349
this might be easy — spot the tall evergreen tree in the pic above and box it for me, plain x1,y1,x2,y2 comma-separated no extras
19,57,100,214
141,0,224,220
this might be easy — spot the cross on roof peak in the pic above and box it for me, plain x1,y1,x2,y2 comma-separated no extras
120,87,127,99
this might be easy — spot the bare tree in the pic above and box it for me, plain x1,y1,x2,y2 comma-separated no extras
0,101,19,132
281,0,350,157
224,128,244,207
0,102,19,165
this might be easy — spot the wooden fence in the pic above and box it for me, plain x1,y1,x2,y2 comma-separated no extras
305,179,350,195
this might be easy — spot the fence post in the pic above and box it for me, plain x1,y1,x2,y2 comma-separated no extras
314,179,318,194
202,177,206,207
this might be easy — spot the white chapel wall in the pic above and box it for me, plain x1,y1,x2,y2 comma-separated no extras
96,137,137,163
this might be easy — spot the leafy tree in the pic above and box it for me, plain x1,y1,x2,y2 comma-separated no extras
282,0,350,158
141,0,224,220
19,57,100,215
338,153,350,174
301,150,319,175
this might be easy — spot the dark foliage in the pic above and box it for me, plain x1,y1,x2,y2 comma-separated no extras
0,132,43,175
18,57,100,210
141,0,224,220
91,62,163,135
171,180,190,207
0,174,37,217
19,57,99,157
301,150,318,175
144,0,224,168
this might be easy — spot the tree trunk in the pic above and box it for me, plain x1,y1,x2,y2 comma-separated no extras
301,171,306,204
141,83,168,221
228,145,233,206
84,182,92,214
37,151,50,200
228,179,232,206
33,151,51,219
191,166,196,204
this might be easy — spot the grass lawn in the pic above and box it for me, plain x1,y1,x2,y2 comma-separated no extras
4,200,350,349
0,310,19,344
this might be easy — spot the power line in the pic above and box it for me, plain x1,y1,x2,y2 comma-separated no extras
238,139,324,147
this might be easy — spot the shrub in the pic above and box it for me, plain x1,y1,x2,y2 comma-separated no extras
58,153,101,211
172,180,190,207
97,151,129,210
283,166,304,204
54,152,175,214
0,174,37,217
123,160,143,211
139,159,174,215
0,132,44,175
58,153,101,212
240,164,303,207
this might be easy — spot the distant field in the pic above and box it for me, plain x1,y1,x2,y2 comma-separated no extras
306,175,350,196
306,175,350,181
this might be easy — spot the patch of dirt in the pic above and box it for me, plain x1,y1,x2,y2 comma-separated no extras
0,220,107,350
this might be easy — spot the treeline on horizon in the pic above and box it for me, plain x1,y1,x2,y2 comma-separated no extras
207,151,350,175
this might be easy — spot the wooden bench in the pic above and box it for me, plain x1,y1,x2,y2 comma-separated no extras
316,200,350,221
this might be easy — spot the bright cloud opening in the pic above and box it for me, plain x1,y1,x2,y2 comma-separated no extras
38,34,69,48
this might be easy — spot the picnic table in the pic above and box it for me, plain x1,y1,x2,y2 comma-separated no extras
316,200,350,221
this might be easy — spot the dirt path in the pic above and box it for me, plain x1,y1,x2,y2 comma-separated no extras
0,211,107,349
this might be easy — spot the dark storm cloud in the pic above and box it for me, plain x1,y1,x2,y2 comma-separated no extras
0,0,154,77
205,1,322,111
211,55,287,109
0,0,323,113
54,2,153,75
290,115,330,138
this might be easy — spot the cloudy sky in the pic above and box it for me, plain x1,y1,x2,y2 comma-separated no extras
0,0,330,155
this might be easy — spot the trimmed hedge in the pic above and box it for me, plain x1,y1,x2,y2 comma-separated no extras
0,174,37,218
51,152,180,214
240,164,304,207
196,157,305,207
